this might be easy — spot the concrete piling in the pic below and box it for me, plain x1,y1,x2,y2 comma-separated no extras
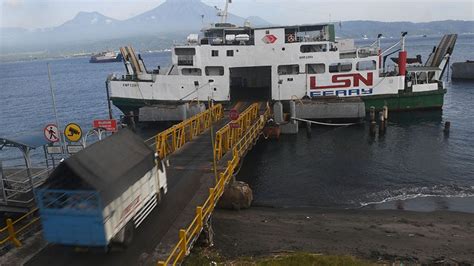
369,106,376,122
370,121,377,136
127,111,137,132
306,121,312,138
383,106,389,121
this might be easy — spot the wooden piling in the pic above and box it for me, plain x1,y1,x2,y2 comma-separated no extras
444,121,451,135
306,121,311,138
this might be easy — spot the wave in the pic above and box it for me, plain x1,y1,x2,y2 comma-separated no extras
359,185,474,207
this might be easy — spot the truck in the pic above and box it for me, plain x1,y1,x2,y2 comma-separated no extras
36,129,167,248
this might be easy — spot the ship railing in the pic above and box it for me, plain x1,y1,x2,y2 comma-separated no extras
339,46,379,59
157,103,271,266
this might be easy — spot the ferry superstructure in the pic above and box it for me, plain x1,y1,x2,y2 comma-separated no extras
106,1,457,119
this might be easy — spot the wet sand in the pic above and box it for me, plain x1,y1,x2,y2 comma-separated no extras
211,207,474,264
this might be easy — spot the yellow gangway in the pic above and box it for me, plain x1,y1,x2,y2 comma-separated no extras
155,104,223,159
157,104,271,266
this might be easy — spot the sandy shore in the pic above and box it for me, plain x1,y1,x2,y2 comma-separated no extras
211,207,474,264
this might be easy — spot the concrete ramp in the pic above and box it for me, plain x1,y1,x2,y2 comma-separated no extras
120,46,143,75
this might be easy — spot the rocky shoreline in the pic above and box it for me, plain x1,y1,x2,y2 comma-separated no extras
208,207,474,264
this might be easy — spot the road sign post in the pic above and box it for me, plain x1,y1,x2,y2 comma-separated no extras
67,145,83,154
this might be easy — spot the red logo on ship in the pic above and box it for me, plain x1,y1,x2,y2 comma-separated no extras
310,73,374,90
262,34,278,44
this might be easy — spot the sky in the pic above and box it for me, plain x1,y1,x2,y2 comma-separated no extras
1,0,473,29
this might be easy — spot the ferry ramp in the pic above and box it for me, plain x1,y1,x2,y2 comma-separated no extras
14,101,270,266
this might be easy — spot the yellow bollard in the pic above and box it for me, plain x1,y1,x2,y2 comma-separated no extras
6,218,21,247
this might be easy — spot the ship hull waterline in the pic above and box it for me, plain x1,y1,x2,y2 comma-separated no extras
110,89,446,116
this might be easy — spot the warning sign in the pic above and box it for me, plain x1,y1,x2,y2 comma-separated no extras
44,124,60,143
93,119,117,132
229,109,239,121
64,123,82,142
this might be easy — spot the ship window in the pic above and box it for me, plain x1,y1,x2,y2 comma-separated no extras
356,60,377,71
300,44,327,53
329,62,352,73
181,68,202,76
212,50,219,57
175,48,196,55
306,63,325,74
205,66,224,76
227,50,234,57
278,64,299,75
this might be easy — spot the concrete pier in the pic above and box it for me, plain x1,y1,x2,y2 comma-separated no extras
273,99,365,134
139,103,206,122
451,61,474,80
295,98,365,120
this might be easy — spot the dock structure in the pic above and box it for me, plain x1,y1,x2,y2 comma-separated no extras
0,101,271,265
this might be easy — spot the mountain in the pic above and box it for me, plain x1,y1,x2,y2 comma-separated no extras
124,0,270,34
0,0,271,57
0,0,473,61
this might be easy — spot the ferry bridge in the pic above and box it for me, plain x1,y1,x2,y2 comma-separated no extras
0,101,271,265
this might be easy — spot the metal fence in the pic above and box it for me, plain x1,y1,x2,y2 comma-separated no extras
155,104,223,159
1,167,52,207
213,103,260,161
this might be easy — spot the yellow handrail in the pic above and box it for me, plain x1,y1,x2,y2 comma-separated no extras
214,103,259,161
155,104,223,159
0,208,39,248
157,104,270,266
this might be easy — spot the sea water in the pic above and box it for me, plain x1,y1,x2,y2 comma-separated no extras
0,35,473,212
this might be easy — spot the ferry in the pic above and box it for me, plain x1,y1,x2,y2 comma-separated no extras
106,1,457,119
90,51,122,63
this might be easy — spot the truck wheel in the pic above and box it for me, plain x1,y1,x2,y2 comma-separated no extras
123,222,135,247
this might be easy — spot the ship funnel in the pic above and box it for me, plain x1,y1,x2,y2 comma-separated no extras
398,32,408,76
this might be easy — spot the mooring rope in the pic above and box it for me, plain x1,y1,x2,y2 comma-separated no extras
291,117,359,127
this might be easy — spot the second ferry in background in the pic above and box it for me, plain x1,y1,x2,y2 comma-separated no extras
90,51,122,63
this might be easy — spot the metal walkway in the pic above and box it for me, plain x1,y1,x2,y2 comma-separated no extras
1,102,271,265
